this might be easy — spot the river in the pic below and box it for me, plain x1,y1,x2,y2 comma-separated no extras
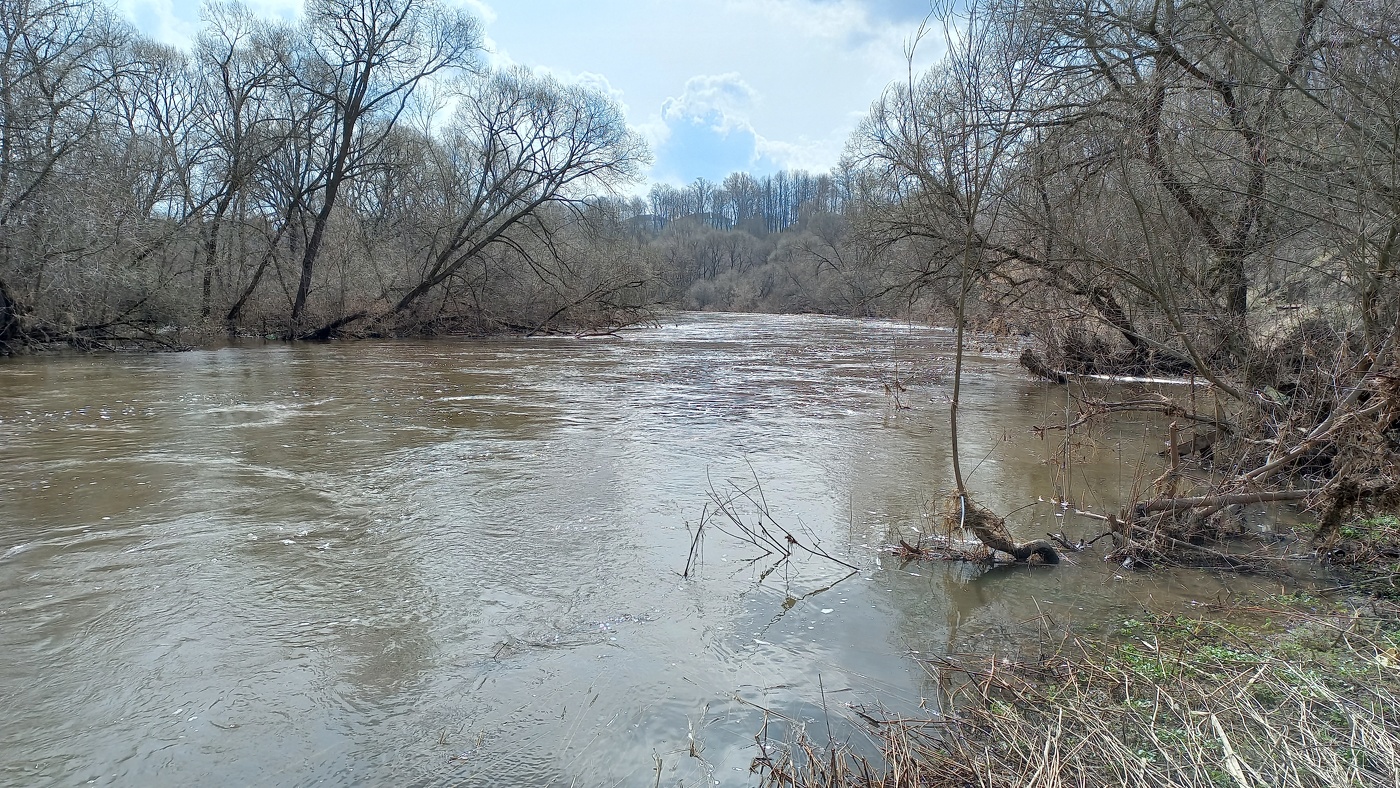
0,312,1278,786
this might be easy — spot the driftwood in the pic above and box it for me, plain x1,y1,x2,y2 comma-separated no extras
948,495,1060,564
1019,348,1068,384
1025,320,1399,571
1158,428,1219,461
1135,489,1319,515
1106,514,1256,570
1035,394,1224,435
1046,532,1086,552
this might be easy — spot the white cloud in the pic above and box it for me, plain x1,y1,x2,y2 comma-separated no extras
754,133,847,174
660,73,758,132
117,0,300,49
738,0,875,42
528,68,630,116
452,0,496,25
119,0,948,186
641,73,768,184
631,118,671,162
570,71,623,103
239,0,302,22
115,0,198,48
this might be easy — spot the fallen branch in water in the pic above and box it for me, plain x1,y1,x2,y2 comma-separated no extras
1045,532,1084,553
949,495,1060,564
1108,514,1266,571
682,502,708,579
892,537,989,563
1019,348,1068,384
1033,395,1224,435
1135,488,1320,514
689,464,859,578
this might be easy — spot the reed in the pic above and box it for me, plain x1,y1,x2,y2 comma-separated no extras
754,609,1400,787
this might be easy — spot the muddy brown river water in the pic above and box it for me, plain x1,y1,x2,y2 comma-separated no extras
0,312,1290,786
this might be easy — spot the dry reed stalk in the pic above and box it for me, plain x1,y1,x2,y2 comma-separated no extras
753,624,1400,788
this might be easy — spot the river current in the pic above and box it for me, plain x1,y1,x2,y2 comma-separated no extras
0,312,1268,786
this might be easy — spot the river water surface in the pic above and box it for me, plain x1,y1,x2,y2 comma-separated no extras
1,312,1279,786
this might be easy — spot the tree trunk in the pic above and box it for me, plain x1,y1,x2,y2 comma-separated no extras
0,277,27,355
1364,223,1398,344
1135,488,1318,514
226,217,294,328
201,191,235,320
289,203,332,329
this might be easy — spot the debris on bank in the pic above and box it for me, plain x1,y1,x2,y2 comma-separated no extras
753,602,1400,788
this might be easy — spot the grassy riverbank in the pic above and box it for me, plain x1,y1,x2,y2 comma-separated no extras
755,590,1400,787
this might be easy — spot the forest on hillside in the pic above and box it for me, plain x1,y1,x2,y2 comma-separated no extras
3,0,1399,360
0,0,919,348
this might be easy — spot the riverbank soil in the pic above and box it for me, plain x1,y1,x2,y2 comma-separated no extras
754,585,1400,788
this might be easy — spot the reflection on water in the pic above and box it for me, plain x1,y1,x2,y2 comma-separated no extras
0,312,1288,786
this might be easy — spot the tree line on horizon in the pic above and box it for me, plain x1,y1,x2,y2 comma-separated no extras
2,0,1399,368
0,0,1022,352
589,166,918,319
0,0,657,351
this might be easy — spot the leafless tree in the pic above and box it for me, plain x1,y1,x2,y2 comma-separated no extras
0,0,133,351
302,66,649,338
282,0,480,332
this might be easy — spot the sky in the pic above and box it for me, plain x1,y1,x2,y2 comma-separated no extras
116,0,943,190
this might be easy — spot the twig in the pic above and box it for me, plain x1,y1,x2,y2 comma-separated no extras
682,504,707,578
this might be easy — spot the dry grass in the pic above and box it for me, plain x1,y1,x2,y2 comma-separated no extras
754,609,1400,787
1323,515,1400,598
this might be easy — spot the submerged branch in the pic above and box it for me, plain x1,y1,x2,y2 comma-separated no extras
1135,489,1320,514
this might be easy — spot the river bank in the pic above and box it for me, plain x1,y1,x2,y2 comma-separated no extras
757,586,1400,787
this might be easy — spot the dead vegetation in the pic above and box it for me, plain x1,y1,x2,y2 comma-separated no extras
1014,319,1400,572
752,605,1400,787
683,465,858,582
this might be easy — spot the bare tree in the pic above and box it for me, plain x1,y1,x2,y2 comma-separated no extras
191,1,287,321
843,0,1400,554
283,0,480,332
0,0,132,351
303,66,648,338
